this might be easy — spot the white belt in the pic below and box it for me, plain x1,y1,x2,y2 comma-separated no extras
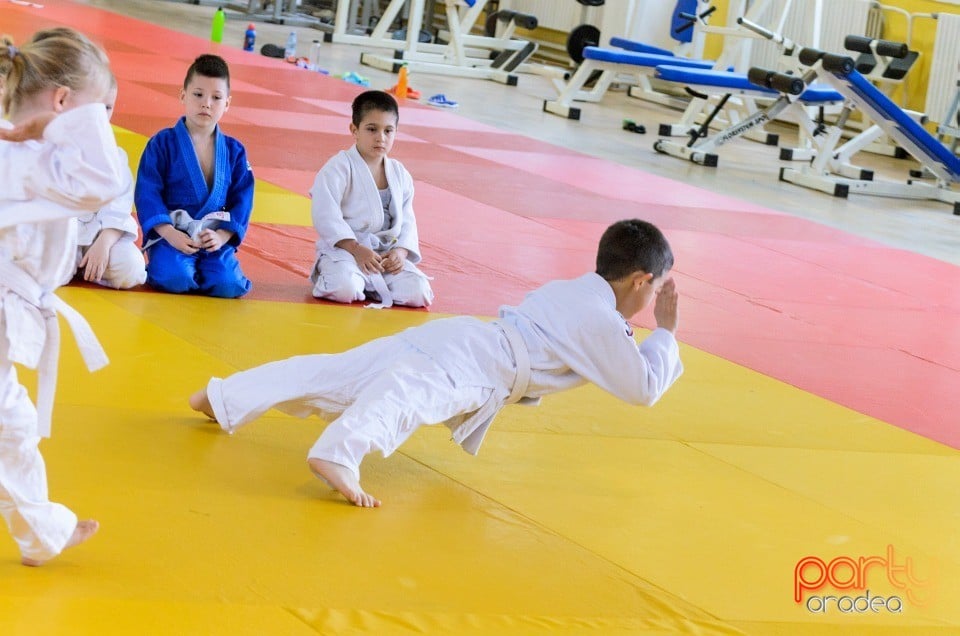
493,320,531,404
0,259,108,437
142,209,230,251
365,272,394,309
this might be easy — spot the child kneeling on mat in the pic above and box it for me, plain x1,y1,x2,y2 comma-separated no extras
309,90,433,308
135,54,254,298
191,219,682,507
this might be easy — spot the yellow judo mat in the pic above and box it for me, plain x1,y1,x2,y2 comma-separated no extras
0,125,956,635
3,283,957,635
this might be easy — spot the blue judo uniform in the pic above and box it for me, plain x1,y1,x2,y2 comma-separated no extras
135,117,254,298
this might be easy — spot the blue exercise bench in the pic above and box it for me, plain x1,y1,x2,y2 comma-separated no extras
650,63,844,166
543,0,717,120
779,47,960,214
543,46,717,120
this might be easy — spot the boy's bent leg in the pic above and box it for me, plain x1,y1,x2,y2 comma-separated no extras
194,338,402,433
311,254,365,303
196,246,251,298
307,353,489,507
146,242,199,294
386,267,433,308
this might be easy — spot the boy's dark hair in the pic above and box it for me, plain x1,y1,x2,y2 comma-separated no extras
183,54,230,91
351,90,399,127
596,219,674,281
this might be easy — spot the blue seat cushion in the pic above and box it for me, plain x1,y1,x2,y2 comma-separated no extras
609,37,676,57
582,46,715,70
839,69,960,180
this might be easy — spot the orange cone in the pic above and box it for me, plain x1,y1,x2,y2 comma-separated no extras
396,65,409,99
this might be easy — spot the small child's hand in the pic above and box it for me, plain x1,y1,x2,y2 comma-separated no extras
78,234,114,282
381,248,408,275
199,228,232,252
0,112,58,142
351,245,384,275
156,223,199,254
654,277,679,334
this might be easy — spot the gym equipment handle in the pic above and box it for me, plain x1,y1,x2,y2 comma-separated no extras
737,16,775,40
496,11,538,30
844,35,908,58
747,67,804,95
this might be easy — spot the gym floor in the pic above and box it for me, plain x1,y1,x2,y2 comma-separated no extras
1,1,958,634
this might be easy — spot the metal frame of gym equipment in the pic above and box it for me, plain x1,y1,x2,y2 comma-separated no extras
333,0,539,84
780,34,921,164
220,0,325,26
777,47,960,214
542,0,714,118
651,58,842,167
623,0,714,106
654,0,801,144
652,0,873,148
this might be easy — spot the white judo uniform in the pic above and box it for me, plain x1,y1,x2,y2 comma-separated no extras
205,272,683,480
75,148,147,289
309,146,433,308
0,104,125,561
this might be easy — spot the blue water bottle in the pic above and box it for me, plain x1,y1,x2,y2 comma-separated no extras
284,31,297,59
243,24,256,52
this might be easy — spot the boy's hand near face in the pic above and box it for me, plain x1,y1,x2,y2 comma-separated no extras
654,277,679,334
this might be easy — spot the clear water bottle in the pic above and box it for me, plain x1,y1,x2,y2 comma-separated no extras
309,39,322,71
284,31,297,59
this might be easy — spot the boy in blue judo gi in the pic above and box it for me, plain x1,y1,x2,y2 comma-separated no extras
134,54,253,298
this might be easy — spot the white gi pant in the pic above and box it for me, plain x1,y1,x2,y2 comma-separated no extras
0,335,77,562
206,336,491,480
311,252,434,308
76,237,147,290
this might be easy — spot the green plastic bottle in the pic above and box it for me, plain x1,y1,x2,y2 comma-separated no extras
211,7,225,43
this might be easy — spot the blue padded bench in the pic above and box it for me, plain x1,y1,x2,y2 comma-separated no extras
608,37,677,58
838,69,960,182
582,46,716,70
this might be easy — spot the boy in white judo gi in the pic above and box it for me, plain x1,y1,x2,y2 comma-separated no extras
135,54,254,298
23,29,147,291
0,31,127,565
72,76,147,290
191,219,682,508
309,90,433,308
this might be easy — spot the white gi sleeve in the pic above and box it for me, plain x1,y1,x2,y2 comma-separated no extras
0,103,125,222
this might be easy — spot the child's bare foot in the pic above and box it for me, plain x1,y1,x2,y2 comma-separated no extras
189,388,216,421
21,519,99,566
308,458,381,508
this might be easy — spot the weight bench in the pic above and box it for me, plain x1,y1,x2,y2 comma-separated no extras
782,35,922,164
651,64,844,166
780,49,960,214
542,46,718,120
